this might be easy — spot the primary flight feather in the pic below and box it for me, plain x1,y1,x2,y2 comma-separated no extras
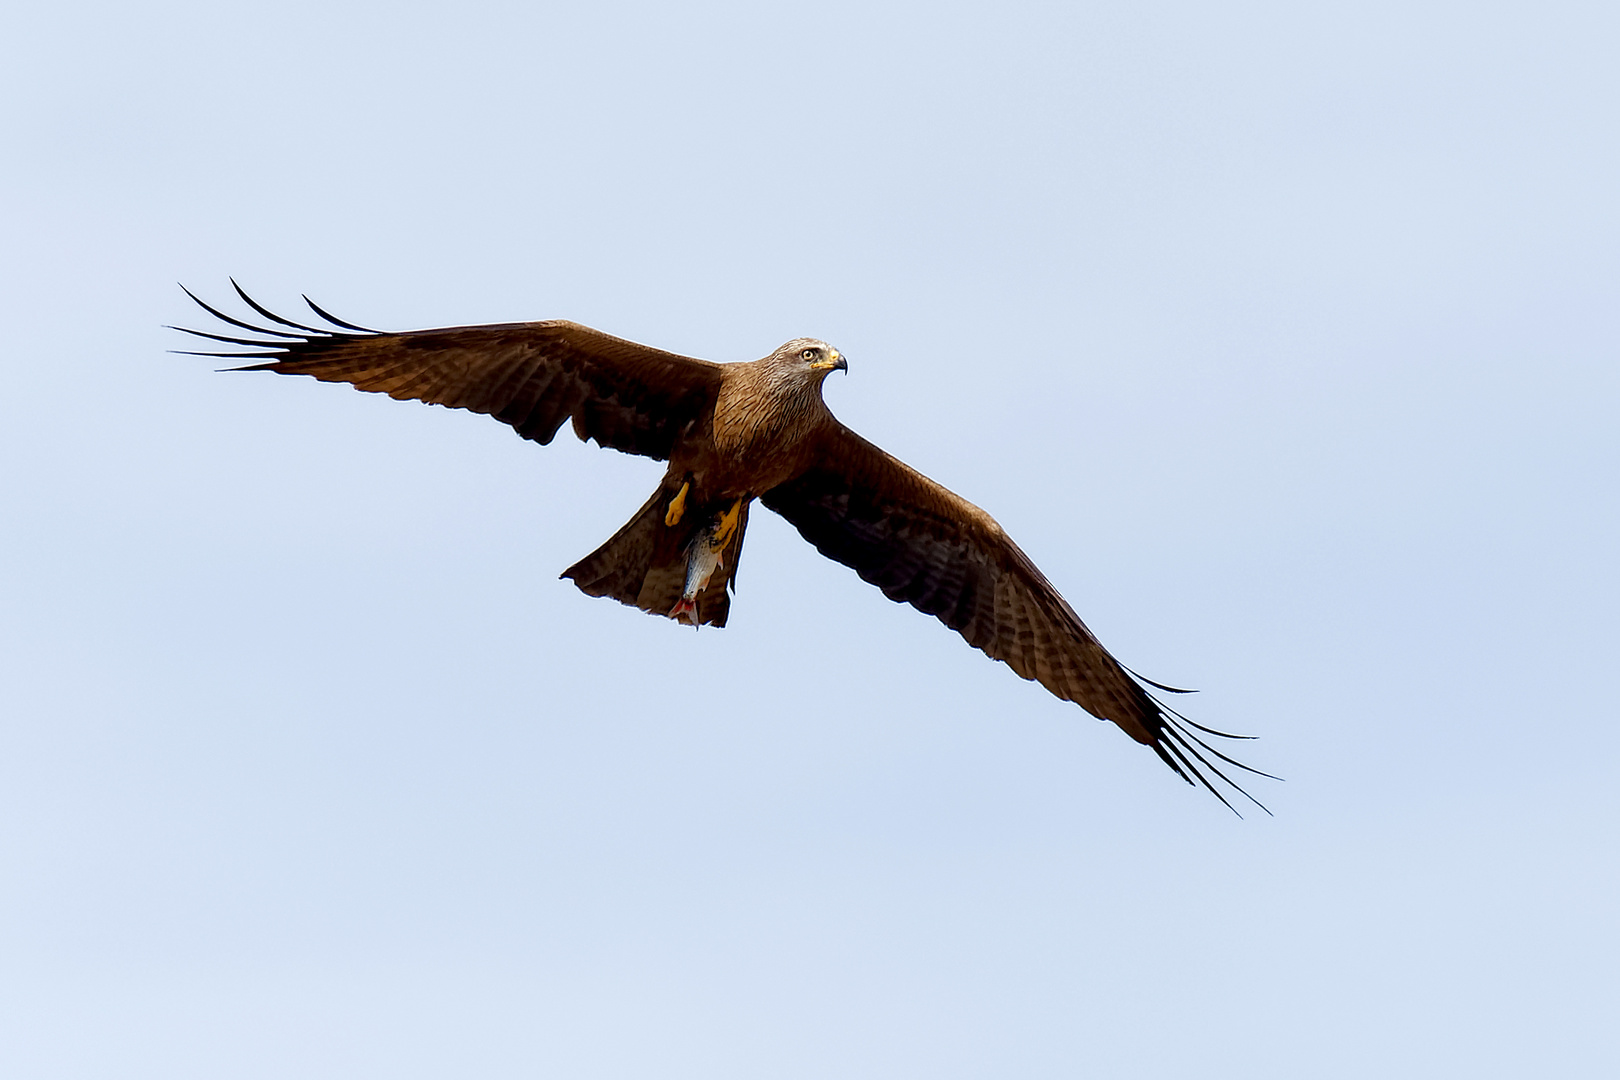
174,283,1274,813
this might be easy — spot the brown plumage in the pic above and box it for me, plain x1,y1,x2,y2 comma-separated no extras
173,282,1275,813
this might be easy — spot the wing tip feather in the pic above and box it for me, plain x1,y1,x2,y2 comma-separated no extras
170,282,386,366
1139,685,1278,817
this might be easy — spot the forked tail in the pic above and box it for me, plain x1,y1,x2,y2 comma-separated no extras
561,483,748,629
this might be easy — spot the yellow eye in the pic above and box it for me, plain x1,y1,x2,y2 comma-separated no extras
801,347,817,361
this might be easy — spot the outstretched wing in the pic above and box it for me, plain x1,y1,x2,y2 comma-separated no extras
172,282,726,461
761,423,1274,813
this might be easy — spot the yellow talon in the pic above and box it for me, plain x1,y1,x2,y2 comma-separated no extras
713,498,744,548
665,481,689,527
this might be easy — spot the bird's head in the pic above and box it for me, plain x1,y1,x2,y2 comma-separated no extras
773,338,847,379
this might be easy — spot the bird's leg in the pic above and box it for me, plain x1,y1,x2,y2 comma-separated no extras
664,480,690,527
712,497,744,548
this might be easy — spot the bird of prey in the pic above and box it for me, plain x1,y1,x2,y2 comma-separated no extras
174,283,1274,812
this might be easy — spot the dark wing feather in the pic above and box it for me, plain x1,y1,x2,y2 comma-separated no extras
172,285,725,461
761,423,1274,814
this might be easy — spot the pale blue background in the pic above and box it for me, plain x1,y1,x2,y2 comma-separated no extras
2,1,1616,1076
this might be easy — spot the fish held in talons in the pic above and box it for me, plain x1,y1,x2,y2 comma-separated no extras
669,519,727,629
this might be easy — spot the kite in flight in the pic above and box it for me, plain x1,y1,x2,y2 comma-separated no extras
174,283,1274,813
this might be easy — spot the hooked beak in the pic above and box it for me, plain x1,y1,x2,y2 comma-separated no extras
812,349,848,373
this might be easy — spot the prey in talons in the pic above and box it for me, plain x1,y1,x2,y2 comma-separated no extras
669,512,730,628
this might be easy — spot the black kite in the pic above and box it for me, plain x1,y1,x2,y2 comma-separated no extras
174,284,1274,812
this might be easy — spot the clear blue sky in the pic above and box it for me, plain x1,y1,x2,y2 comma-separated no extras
2,1,1616,1076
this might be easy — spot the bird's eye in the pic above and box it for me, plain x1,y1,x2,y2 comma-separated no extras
801,348,818,361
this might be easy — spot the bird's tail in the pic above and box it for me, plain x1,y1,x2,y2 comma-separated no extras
561,483,747,629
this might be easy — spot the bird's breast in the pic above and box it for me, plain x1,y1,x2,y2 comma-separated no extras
708,384,821,495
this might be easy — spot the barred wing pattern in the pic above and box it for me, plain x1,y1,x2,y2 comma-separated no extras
172,283,725,460
761,423,1272,813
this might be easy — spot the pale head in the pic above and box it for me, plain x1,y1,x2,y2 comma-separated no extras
766,337,848,378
